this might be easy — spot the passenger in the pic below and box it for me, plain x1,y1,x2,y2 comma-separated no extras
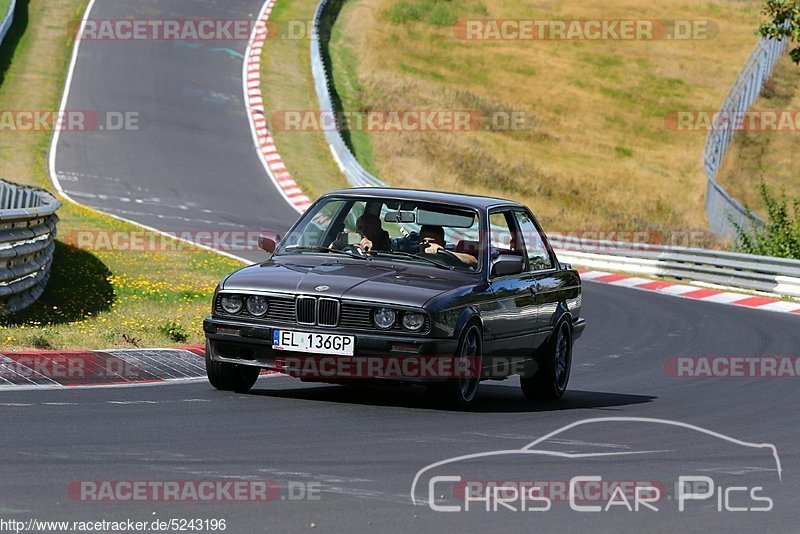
356,213,392,252
418,225,478,268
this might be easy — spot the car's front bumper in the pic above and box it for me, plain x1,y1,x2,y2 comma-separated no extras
203,317,460,383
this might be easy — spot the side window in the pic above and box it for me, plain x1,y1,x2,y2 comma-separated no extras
343,201,367,234
302,199,347,247
489,210,523,255
514,210,553,271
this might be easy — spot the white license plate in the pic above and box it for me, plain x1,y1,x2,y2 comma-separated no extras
272,330,355,356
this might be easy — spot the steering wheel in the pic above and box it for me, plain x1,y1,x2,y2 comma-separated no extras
435,248,461,261
420,244,461,265
342,244,367,256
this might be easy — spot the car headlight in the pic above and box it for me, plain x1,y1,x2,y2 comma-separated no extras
373,308,396,329
401,311,425,332
246,295,269,317
220,294,243,314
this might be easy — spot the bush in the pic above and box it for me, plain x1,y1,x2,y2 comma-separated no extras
158,321,189,344
28,334,54,350
732,180,800,258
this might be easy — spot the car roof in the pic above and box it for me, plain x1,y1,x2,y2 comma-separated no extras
320,187,524,210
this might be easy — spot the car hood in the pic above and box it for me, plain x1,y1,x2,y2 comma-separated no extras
221,255,474,307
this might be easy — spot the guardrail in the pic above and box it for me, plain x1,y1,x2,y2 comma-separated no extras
0,180,61,314
0,0,15,45
551,235,800,298
311,0,384,188
703,35,788,238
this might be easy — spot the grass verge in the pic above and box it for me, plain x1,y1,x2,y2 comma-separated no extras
259,0,348,198
717,54,800,215
0,0,241,350
325,0,766,236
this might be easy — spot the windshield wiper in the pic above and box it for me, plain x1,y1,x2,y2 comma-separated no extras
372,250,454,270
282,245,371,260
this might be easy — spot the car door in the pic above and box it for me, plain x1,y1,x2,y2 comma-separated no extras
513,208,560,350
481,208,538,370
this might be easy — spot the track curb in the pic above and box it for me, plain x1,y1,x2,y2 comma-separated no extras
244,0,313,214
0,346,208,389
581,269,800,315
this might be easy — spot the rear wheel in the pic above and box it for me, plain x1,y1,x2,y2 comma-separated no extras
427,324,483,407
205,342,260,392
520,319,572,399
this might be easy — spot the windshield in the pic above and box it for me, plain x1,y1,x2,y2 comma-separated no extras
276,196,482,272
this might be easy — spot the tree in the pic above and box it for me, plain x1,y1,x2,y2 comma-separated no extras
759,0,800,64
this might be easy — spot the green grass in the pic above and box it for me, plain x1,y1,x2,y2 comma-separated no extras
328,13,379,175
322,0,766,235
259,0,348,199
0,0,242,350
1,202,240,350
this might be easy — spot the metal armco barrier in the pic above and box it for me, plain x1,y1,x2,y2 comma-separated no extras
311,0,384,188
0,0,15,45
552,235,800,299
0,180,61,314
703,35,788,238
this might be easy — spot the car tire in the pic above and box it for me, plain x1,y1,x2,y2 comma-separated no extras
520,318,572,400
427,323,483,408
205,342,260,393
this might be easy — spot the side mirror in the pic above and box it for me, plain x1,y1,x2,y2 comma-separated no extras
258,233,279,254
491,255,524,277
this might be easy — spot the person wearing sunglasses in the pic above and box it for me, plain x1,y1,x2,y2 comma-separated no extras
418,225,478,268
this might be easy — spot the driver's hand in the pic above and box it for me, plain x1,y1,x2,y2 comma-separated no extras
359,237,374,251
422,242,443,254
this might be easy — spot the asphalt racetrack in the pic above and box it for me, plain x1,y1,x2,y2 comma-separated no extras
2,281,799,532
27,0,800,532
52,0,298,263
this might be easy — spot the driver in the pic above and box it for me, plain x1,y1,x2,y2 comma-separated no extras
418,225,478,268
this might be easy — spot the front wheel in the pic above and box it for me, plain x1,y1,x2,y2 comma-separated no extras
205,342,260,392
427,323,483,408
520,319,572,400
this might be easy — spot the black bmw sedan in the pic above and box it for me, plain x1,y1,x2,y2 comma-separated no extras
203,188,585,406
